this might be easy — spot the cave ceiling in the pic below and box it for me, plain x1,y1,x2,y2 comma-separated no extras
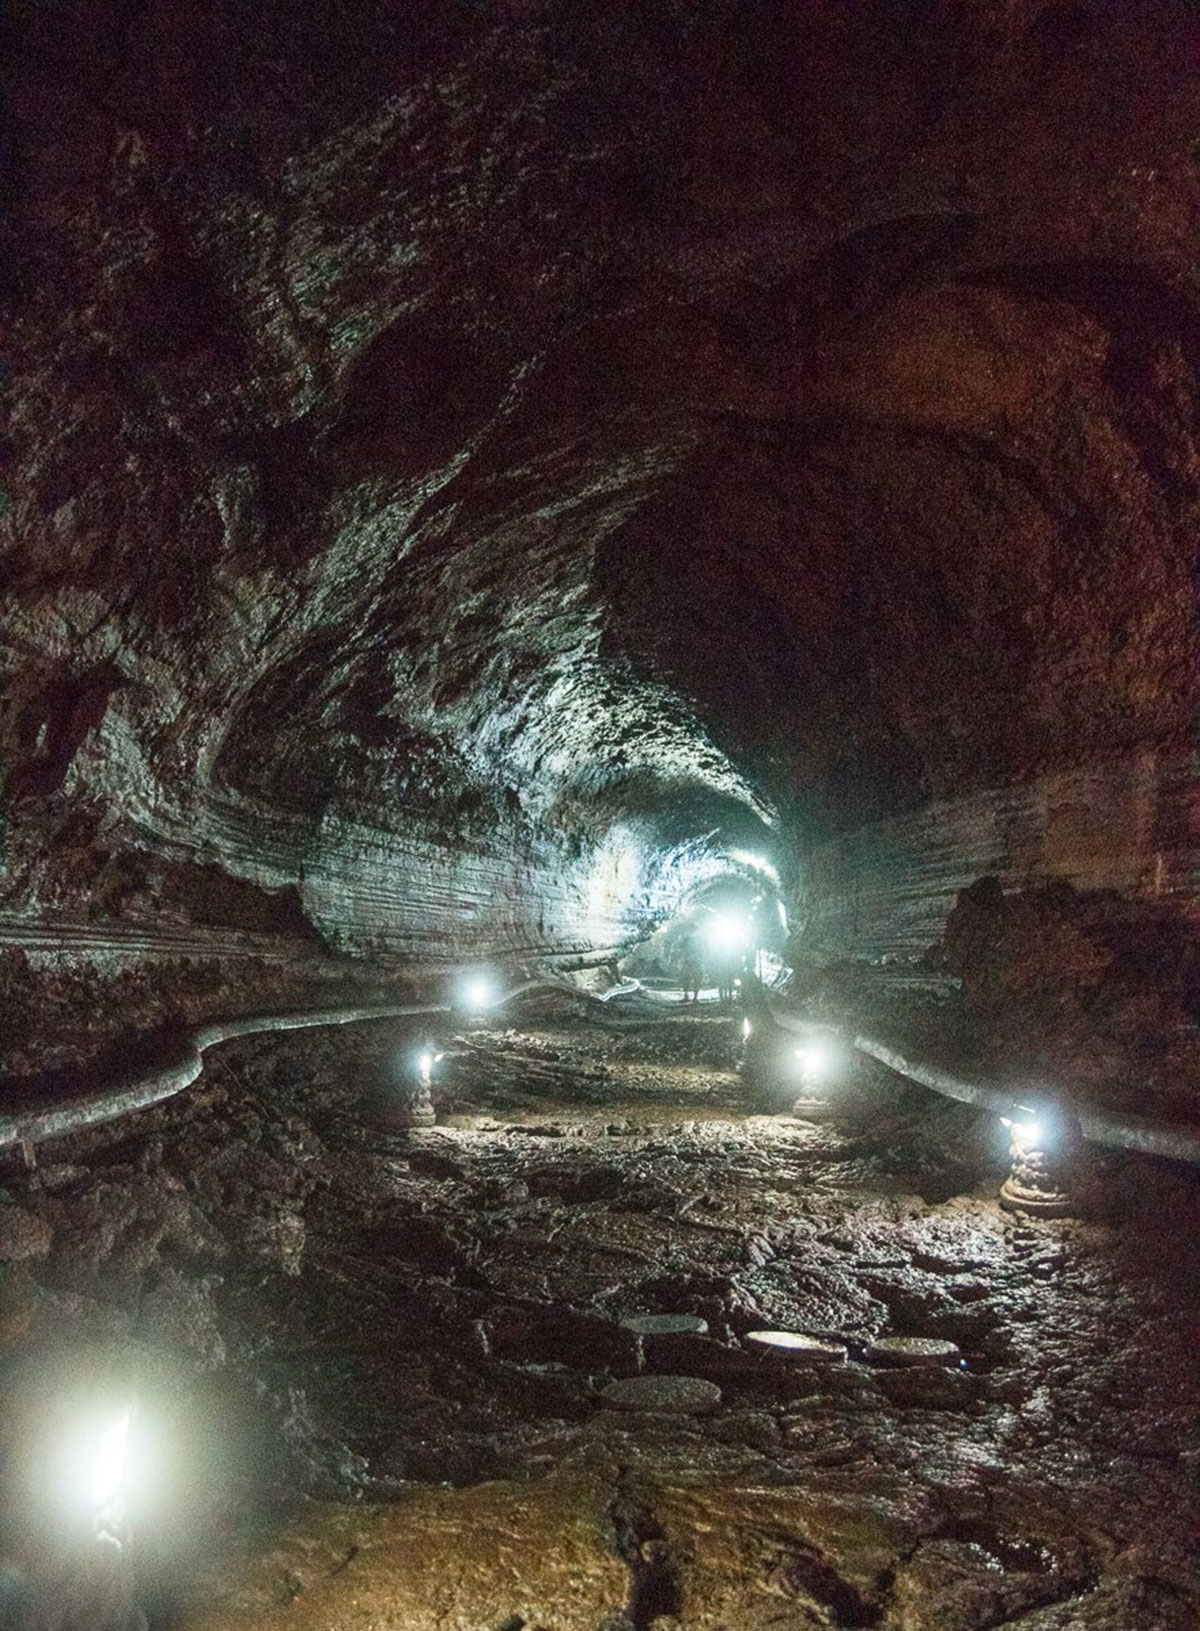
0,0,1197,957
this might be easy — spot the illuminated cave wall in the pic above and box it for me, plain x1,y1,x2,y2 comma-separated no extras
0,0,1197,1062
800,752,1200,963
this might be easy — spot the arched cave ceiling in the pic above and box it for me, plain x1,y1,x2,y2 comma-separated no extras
0,0,1197,979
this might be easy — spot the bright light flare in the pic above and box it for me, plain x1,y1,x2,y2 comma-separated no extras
460,976,495,1012
20,1391,175,1547
416,1049,441,1086
742,1017,752,1040
794,1041,832,1080
92,1410,132,1516
1001,1105,1046,1151
705,913,746,952
47,1404,141,1533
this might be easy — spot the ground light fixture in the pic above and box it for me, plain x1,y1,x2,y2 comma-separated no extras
792,1038,835,1119
416,1048,444,1090
381,1043,440,1129
9,1394,164,1627
91,1409,133,1539
999,1103,1078,1217
1005,1114,1043,1152
44,1400,145,1545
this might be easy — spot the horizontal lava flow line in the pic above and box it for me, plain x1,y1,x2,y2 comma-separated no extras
0,1003,450,1153
0,914,306,960
9,978,1196,1173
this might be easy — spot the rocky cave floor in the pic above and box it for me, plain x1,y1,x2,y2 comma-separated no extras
0,1003,1197,1630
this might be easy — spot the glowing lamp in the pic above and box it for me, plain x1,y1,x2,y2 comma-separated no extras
383,1045,443,1128
91,1410,132,1524
1000,1114,1043,1153
58,1404,144,1544
416,1049,443,1088
999,1102,1078,1217
791,1036,835,1120
794,1041,830,1080
705,914,746,952
460,975,495,1013
742,1017,752,1040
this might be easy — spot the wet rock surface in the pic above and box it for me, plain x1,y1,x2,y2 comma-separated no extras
0,1007,1195,1628
0,6,1196,1619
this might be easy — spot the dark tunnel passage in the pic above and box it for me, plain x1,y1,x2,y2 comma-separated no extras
0,1,1198,1627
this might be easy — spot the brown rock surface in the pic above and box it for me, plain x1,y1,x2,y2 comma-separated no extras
0,1203,52,1262
0,7,1198,1623
0,1012,1192,1629
0,1,1196,1097
177,1465,630,1631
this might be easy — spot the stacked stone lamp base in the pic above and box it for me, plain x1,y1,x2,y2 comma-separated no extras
999,1110,1081,1218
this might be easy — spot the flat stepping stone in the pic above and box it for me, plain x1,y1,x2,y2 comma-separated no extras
865,1336,962,1368
599,1375,722,1415
745,1330,847,1362
621,1314,709,1337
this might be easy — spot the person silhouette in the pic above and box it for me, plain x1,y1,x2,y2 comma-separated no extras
680,933,704,1003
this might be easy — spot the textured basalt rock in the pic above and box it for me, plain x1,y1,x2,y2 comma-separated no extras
0,1202,52,1263
800,751,1200,963
942,875,1200,1118
1,3,1198,1095
1,1010,1195,1630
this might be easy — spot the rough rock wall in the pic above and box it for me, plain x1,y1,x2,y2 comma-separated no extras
1,0,1198,1073
0,0,777,1036
801,749,1200,961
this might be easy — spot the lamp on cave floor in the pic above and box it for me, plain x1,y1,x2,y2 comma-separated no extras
377,1045,441,1129
999,1104,1080,1218
791,1039,834,1120
90,1408,134,1547
8,1399,156,1629
402,1046,442,1128
46,1400,144,1547
705,913,747,953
